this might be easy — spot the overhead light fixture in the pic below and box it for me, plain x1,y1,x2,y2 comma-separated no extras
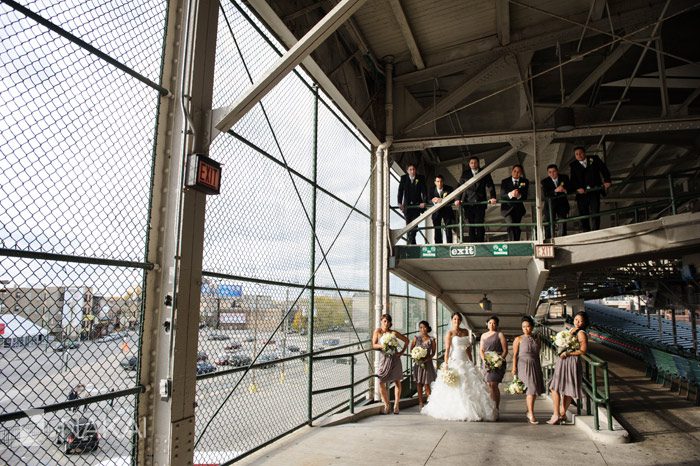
479,294,492,311
554,107,575,132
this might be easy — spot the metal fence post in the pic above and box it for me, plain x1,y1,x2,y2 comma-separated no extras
307,84,319,425
350,355,355,413
547,197,555,240
591,365,599,431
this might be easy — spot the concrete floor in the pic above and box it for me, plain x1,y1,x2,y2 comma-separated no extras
239,343,700,466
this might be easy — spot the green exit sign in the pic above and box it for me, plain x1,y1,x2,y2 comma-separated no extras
492,244,509,256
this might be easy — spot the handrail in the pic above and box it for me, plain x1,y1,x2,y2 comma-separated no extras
391,170,699,243
537,324,613,431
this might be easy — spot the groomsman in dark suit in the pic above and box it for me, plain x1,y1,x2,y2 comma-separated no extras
397,163,427,244
459,156,497,242
569,146,612,231
541,164,570,239
430,174,457,244
500,164,529,241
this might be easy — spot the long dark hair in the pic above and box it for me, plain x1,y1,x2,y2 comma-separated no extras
418,320,432,333
451,312,463,323
574,311,589,329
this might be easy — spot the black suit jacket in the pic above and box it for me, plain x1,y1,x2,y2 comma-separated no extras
569,155,611,193
397,174,427,207
500,177,529,217
458,168,496,205
429,185,456,219
541,175,571,214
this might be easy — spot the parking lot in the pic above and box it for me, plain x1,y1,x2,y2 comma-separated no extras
0,327,374,464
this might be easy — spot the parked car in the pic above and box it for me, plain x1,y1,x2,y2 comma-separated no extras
120,356,138,371
55,416,99,454
230,354,252,367
244,336,255,342
224,342,241,351
196,361,216,375
257,353,279,369
96,334,121,343
322,338,340,346
196,351,209,361
214,353,233,366
53,340,81,352
287,345,300,352
207,333,230,341
334,356,358,365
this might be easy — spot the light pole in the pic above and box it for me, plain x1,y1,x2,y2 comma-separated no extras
249,288,260,393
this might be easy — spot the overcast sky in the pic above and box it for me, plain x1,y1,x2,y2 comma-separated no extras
0,0,402,299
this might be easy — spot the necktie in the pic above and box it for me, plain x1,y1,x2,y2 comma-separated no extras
580,161,587,168
553,178,558,186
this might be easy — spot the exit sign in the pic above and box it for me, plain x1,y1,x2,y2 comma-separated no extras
535,244,555,258
186,154,221,195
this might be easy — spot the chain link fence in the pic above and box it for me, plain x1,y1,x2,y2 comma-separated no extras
1,0,167,464
193,1,373,463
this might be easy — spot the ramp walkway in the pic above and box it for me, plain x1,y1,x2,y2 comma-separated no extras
390,212,700,332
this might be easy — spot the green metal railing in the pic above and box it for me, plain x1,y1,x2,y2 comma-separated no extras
392,170,699,243
538,325,613,431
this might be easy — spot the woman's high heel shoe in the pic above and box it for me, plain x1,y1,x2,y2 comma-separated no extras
545,415,561,425
526,414,539,425
381,403,390,415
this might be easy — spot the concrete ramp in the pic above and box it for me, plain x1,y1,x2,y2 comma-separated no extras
549,211,700,271
389,242,548,332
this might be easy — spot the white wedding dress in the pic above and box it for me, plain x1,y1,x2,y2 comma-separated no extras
421,335,497,421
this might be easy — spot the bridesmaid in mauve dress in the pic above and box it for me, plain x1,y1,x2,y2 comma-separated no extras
547,311,589,425
410,320,437,407
511,315,545,424
372,314,409,414
480,315,508,410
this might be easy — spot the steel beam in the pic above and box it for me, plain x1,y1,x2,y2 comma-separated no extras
394,2,669,85
543,43,632,123
388,0,425,69
215,0,368,133
496,0,511,46
656,38,670,116
392,116,700,152
245,0,380,146
150,0,219,464
401,57,513,134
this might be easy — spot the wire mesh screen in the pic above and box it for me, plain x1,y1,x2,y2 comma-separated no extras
0,0,166,464
196,1,372,462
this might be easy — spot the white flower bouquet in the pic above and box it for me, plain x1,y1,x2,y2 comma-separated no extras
410,346,428,367
379,332,399,356
505,375,526,395
551,330,579,355
483,351,504,372
439,365,458,386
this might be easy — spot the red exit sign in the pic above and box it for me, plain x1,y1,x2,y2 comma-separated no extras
186,154,221,195
535,244,555,258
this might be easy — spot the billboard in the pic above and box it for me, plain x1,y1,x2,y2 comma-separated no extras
201,283,242,298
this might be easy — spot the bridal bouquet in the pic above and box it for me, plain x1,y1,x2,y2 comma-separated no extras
410,346,428,367
483,351,504,372
379,332,399,356
505,375,526,395
551,330,579,355
439,365,458,386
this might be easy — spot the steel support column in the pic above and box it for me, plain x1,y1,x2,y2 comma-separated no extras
150,1,219,464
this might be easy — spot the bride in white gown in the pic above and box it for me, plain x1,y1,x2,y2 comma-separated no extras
422,312,497,422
